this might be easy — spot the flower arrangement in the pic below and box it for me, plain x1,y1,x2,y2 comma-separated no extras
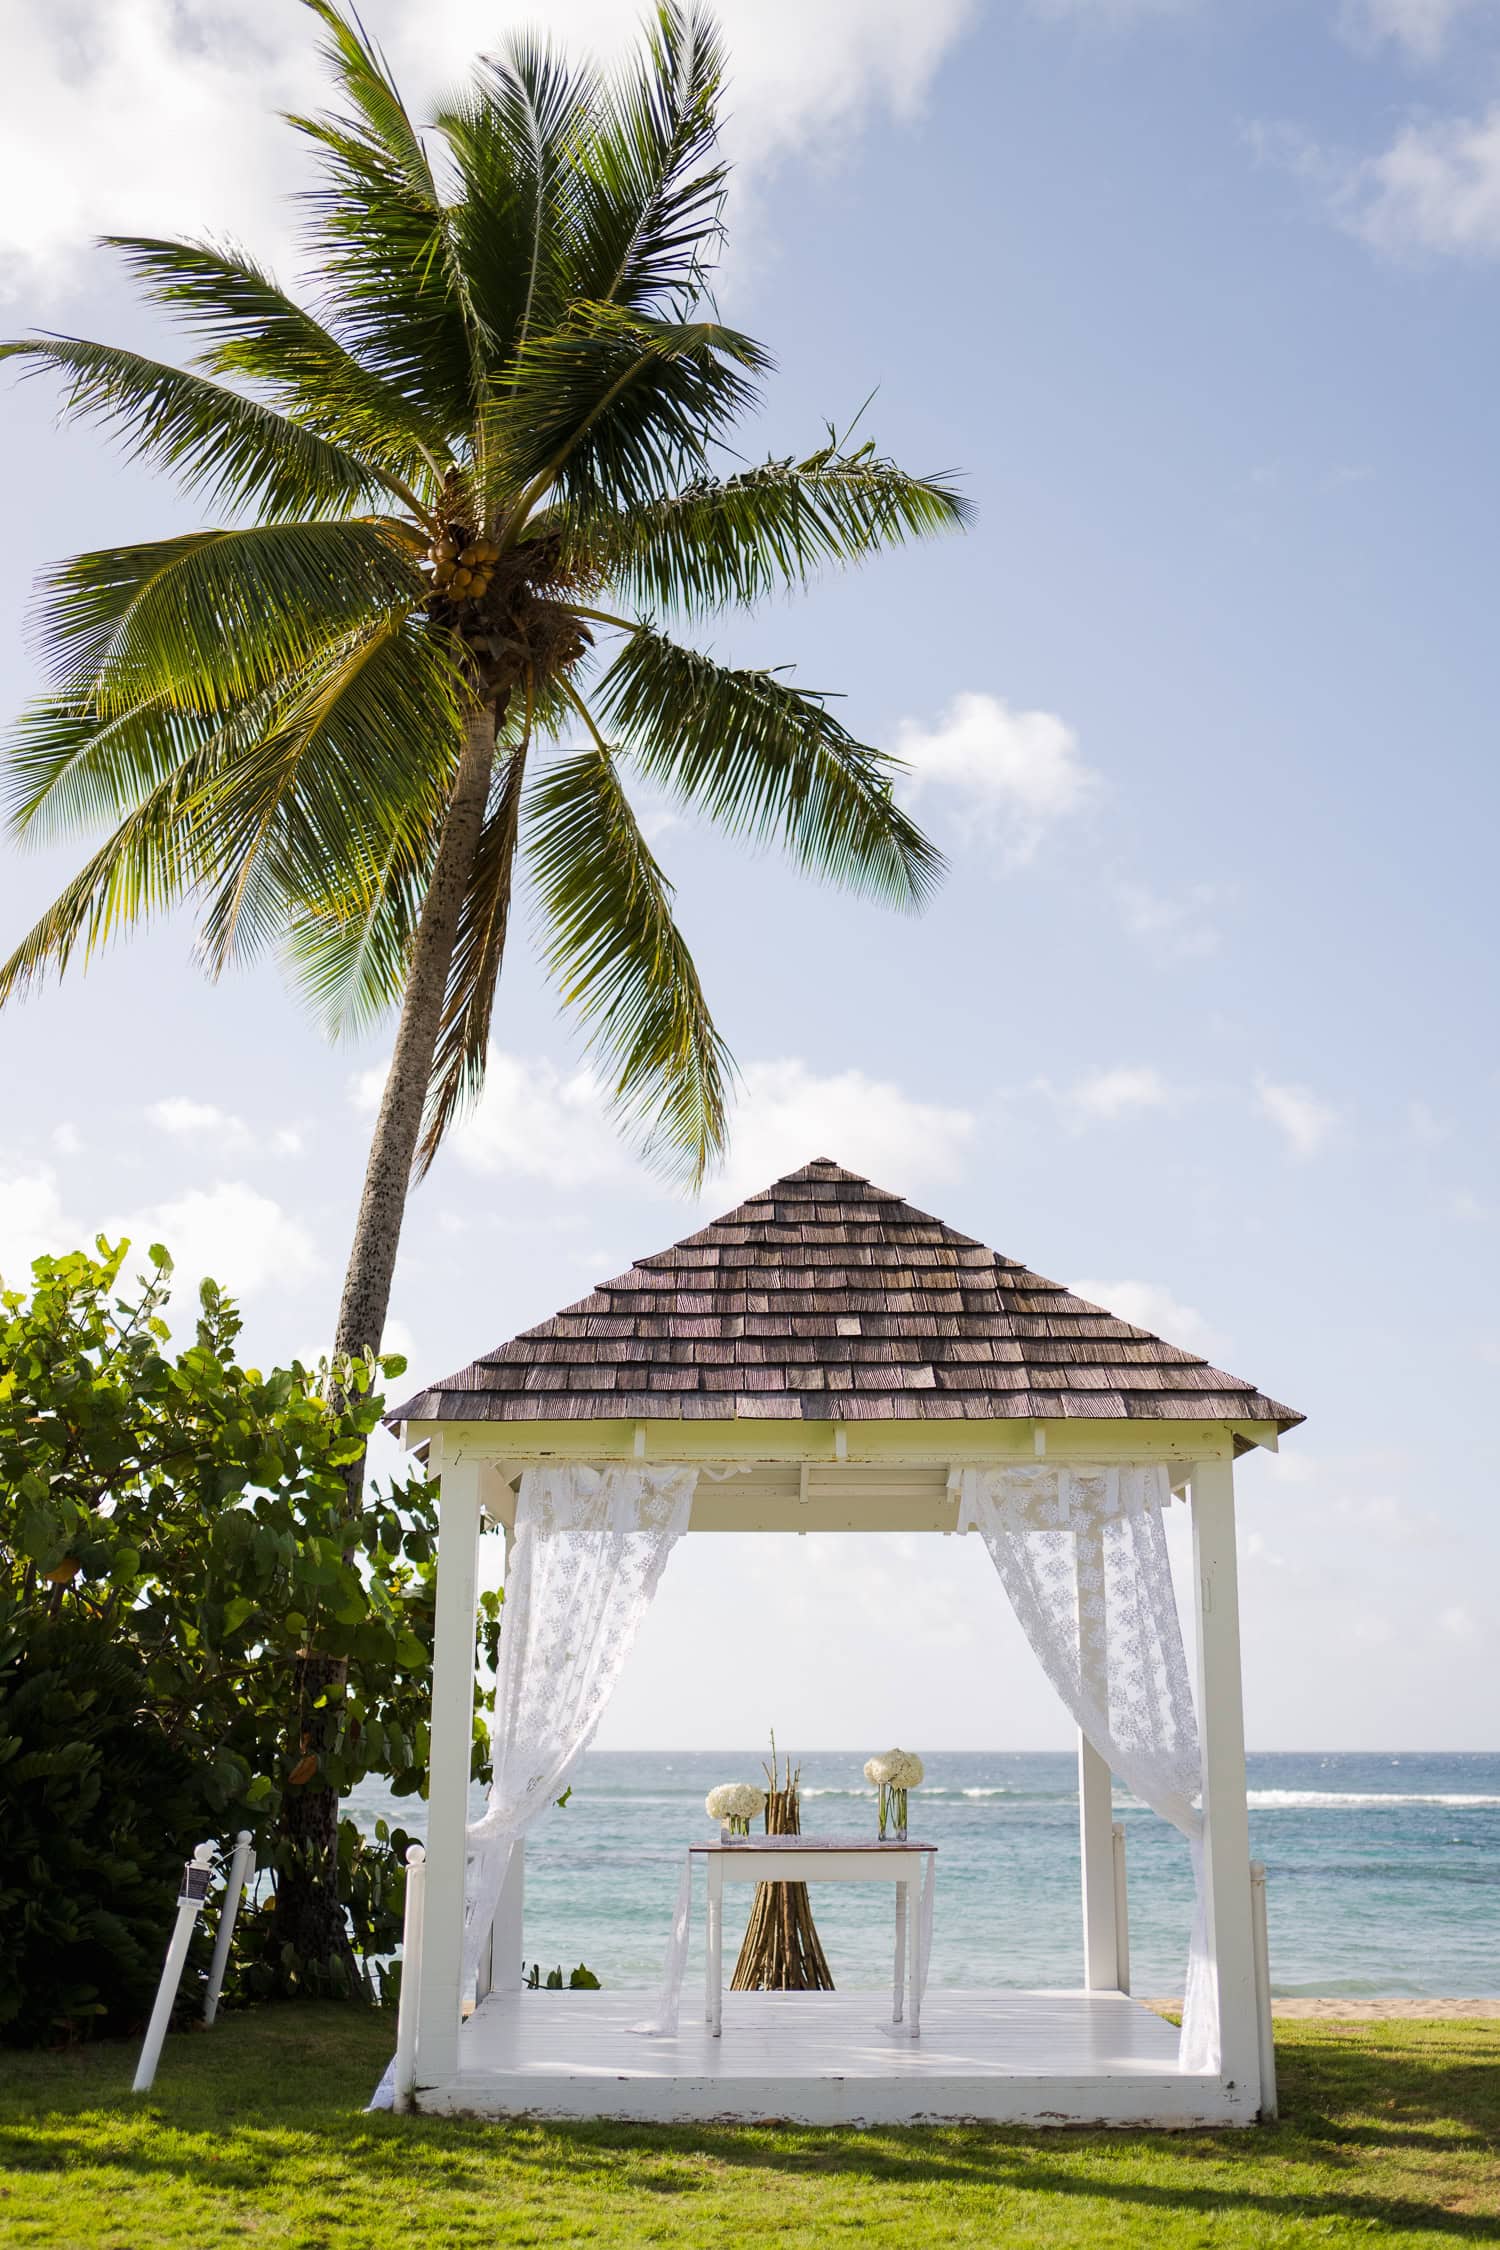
864,1749,925,1841
706,1782,766,1838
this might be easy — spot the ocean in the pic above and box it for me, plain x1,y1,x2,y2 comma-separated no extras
348,1749,1500,1999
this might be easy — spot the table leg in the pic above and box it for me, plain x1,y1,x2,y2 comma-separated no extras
909,1860,925,2040
893,1881,906,2024
708,1860,723,2039
704,1860,716,2027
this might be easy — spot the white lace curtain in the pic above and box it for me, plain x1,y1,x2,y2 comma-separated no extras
460,1463,697,1995
957,1464,1217,2074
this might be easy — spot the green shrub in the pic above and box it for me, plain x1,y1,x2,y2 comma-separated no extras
0,1241,497,2037
0,1607,210,2043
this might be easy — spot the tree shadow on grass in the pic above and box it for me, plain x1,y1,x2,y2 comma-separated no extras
2,2016,1496,2243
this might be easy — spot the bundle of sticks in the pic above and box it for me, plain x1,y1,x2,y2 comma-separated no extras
730,1740,835,1992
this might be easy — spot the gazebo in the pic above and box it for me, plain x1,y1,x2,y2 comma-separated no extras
386,1158,1302,2126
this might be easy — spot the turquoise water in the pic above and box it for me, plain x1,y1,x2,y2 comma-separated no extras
348,1750,1500,1999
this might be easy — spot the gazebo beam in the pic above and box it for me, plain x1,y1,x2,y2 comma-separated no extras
402,1417,1256,1468
1190,1453,1262,2114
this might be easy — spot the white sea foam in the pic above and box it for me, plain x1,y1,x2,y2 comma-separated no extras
1245,1790,1500,1810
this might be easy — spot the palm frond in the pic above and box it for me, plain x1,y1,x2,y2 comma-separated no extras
598,624,945,910
415,738,529,1176
488,303,766,525
6,694,206,844
590,442,972,611
283,828,426,1042
291,0,482,427
569,2,727,315
189,617,463,972
32,521,424,714
105,234,449,502
0,335,386,520
0,711,251,1001
434,36,588,364
527,705,732,1186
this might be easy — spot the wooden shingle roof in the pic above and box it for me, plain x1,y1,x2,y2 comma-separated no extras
391,1158,1303,1430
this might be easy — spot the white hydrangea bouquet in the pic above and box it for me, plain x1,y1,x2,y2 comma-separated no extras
706,1782,766,1838
864,1749,925,1841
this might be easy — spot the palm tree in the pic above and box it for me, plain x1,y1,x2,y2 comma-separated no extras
0,0,966,1980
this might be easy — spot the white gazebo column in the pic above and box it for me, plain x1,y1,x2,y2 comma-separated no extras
414,1446,483,2092
1076,1521,1120,1988
1190,1453,1262,2109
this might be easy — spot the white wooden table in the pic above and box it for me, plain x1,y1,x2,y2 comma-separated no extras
689,1837,937,2040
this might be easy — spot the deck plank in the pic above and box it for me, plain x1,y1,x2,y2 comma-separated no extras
421,1988,1249,2127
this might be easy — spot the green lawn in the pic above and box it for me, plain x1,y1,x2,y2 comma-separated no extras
1,2007,1496,2249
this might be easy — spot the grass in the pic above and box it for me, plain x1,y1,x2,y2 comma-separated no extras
0,2008,1496,2249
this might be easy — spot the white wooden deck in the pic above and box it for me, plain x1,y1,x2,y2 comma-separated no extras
419,1988,1250,2127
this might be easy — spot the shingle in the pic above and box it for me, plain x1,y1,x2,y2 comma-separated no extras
388,1157,1304,1434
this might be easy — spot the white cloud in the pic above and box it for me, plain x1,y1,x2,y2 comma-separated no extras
1347,104,1500,257
742,1531,973,1653
710,1058,976,1203
1064,1064,1176,1123
1028,0,1193,18
448,1049,975,1205
51,1121,82,1156
1256,1075,1339,1159
1243,1528,1287,1569
1438,1602,1477,1640
895,691,1100,863
0,1164,80,1286
1339,0,1491,62
1249,105,1500,261
106,1181,322,1298
0,4,313,302
1071,1276,1226,1357
148,1095,247,1142
1331,1492,1426,1545
452,1054,631,1189
1405,1098,1449,1145
1115,880,1223,958
0,0,977,303
147,1095,301,1157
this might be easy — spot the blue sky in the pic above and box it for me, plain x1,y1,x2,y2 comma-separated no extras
1,0,1496,1751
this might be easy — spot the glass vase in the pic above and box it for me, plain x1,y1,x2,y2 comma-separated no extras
878,1784,909,1842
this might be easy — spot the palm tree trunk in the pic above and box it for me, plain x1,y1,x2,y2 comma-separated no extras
334,699,501,1363
272,696,500,1993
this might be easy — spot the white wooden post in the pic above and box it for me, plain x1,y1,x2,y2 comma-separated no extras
134,1842,215,2093
392,1843,426,2114
1111,1822,1130,1994
1191,1453,1262,2110
1076,1523,1119,1989
1251,1861,1277,2119
413,1447,483,2093
202,1830,254,2025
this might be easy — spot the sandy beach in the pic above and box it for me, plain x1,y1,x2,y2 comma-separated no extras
1150,1997,1500,2019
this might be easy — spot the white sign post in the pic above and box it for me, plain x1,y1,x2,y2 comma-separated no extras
133,1842,215,2094
203,1830,255,2027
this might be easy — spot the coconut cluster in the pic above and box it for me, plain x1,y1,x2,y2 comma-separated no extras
705,1782,766,1824
427,529,500,602
864,1749,925,1789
